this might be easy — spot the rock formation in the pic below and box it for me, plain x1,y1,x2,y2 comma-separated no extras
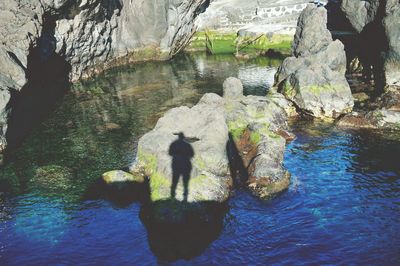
274,4,354,119
0,0,210,153
123,77,294,223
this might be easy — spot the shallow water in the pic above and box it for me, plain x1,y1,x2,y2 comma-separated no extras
1,53,400,265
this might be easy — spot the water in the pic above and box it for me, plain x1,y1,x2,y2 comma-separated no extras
1,53,400,265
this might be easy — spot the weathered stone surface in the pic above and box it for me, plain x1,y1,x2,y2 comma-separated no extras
223,91,293,198
131,103,231,203
275,4,354,119
340,0,400,91
292,4,332,57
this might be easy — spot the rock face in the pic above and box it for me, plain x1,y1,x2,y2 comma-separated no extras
197,0,311,34
274,4,354,119
0,0,210,152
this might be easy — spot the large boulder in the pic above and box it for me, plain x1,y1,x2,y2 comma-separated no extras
274,4,354,119
131,103,231,203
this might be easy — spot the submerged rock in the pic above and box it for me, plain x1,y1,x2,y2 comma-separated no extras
274,4,354,119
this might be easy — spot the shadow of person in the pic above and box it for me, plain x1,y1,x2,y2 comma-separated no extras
169,132,194,201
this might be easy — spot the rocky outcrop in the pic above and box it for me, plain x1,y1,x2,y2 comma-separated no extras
131,103,231,203
0,0,210,153
128,77,294,208
274,4,354,119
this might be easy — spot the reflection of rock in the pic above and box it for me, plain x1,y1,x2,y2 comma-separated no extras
275,4,354,119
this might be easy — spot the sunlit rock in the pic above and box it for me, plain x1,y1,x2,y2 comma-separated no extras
274,4,354,119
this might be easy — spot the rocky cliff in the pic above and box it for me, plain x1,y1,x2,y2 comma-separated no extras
0,0,210,153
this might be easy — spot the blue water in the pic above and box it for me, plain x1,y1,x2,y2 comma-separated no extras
1,122,399,265
1,54,400,265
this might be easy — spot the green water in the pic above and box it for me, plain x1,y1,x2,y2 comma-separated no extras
0,52,282,198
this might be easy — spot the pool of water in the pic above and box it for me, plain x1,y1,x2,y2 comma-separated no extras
1,53,400,265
